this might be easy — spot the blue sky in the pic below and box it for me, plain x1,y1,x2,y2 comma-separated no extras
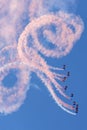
0,1,87,130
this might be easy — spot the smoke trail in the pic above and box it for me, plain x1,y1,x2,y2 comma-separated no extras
0,62,30,114
17,9,84,115
0,0,84,115
19,11,84,58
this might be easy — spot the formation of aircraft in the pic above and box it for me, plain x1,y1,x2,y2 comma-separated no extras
62,65,79,113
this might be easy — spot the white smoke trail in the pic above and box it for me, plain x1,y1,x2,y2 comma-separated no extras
0,0,84,115
0,62,30,114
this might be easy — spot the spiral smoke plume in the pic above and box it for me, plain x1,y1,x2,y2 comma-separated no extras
0,0,84,115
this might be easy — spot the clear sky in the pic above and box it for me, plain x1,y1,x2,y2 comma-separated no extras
0,0,87,130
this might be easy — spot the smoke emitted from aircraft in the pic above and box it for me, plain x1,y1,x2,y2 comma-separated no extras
0,0,84,115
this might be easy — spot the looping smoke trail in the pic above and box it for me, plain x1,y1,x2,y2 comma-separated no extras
20,11,84,58
17,9,84,115
0,62,30,114
0,0,84,115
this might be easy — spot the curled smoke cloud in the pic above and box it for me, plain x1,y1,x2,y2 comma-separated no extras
0,0,84,115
